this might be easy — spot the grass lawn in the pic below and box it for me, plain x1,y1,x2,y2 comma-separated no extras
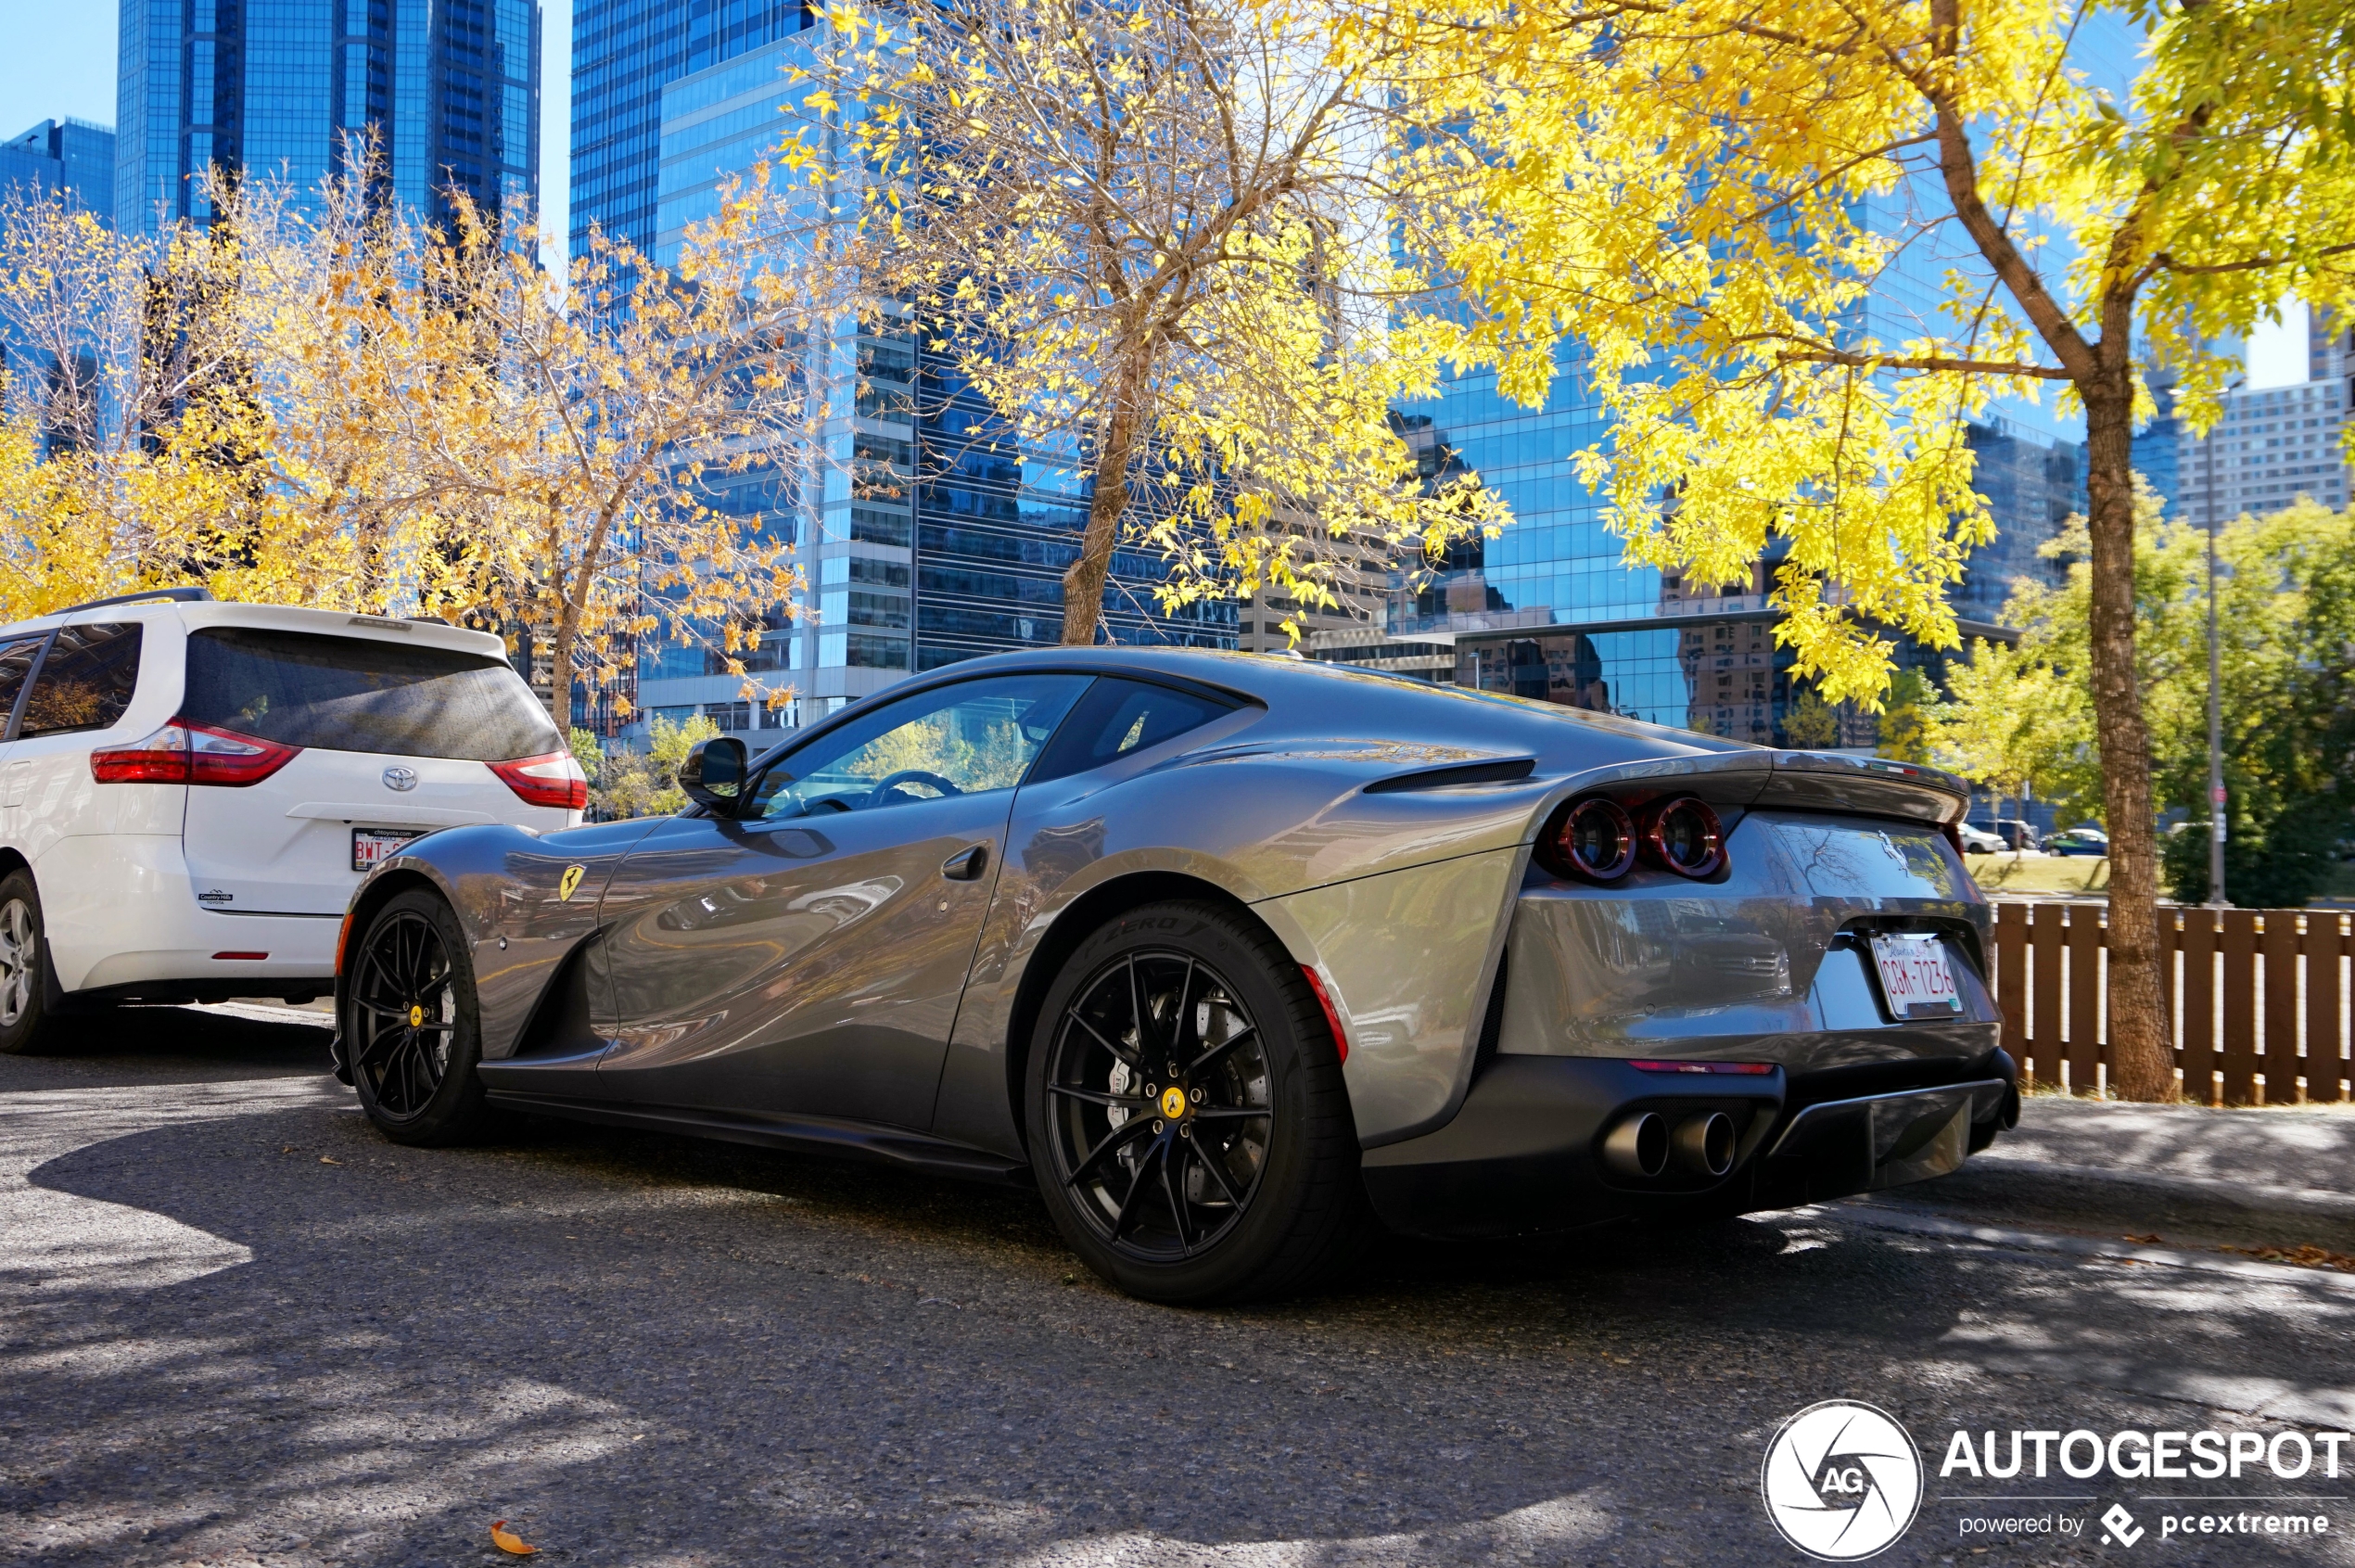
1966,853,2109,898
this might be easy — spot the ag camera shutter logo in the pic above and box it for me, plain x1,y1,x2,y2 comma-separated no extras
1761,1400,1924,1560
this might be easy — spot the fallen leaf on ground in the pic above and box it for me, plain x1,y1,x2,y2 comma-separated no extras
2223,1243,2355,1273
319,1155,342,1165
2123,1232,2162,1243
490,1520,538,1555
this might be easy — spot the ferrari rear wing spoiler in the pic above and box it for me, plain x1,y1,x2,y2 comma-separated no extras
1528,746,1968,831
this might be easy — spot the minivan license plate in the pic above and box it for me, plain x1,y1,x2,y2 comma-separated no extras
352,828,425,872
1868,933,1962,1019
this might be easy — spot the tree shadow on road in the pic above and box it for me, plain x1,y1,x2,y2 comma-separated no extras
11,1079,2352,1567
0,1004,332,1091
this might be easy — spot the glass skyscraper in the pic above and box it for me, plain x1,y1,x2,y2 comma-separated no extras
623,27,1230,737
568,0,808,259
1418,365,2089,745
1,120,117,219
1423,23,2148,743
116,0,540,235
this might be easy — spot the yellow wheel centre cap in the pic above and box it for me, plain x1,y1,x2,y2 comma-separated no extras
1160,1086,1189,1121
409,1003,425,1027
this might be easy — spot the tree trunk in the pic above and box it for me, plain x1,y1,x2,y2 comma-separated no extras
2081,383,2175,1102
546,579,580,735
1060,356,1151,646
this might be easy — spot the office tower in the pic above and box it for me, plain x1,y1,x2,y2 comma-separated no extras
1954,417,2084,626
2132,372,2184,521
569,0,808,259
116,0,539,236
2181,375,2350,529
1394,23,2148,745
625,28,1231,737
2,120,117,451
0,120,117,218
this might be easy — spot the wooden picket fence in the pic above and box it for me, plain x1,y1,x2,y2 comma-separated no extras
1989,902,2355,1103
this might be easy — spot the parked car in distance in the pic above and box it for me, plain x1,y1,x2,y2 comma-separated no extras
1954,822,2004,855
1988,818,2041,852
2046,826,2109,857
0,588,583,1054
337,648,2017,1305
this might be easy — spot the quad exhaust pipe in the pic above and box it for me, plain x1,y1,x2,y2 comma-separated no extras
1601,1112,1670,1179
1601,1110,1738,1181
1673,1111,1736,1178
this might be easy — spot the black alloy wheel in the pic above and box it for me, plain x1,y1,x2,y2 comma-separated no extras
1027,900,1368,1305
1045,949,1274,1260
345,889,499,1145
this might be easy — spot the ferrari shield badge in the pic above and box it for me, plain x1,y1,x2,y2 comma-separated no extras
556,864,586,903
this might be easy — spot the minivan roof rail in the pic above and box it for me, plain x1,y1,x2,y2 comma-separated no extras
52,585,215,615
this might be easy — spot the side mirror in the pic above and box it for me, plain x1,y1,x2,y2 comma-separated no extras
677,736,748,816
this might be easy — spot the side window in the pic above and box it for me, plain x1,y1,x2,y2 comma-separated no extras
19,622,142,738
1025,677,1238,785
0,636,49,738
746,674,1090,820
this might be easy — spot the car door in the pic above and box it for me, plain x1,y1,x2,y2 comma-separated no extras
6,621,144,865
592,672,1092,1128
0,632,51,841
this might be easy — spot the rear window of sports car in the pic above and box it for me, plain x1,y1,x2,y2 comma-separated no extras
184,628,562,761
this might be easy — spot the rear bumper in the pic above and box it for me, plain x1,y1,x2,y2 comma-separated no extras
29,833,343,995
1359,1047,2018,1240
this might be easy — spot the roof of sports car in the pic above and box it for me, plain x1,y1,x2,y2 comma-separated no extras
894,644,1757,757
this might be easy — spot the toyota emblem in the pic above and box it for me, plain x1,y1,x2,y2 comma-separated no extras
382,766,418,793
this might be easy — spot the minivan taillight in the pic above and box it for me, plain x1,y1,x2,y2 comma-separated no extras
490,751,588,810
91,720,299,786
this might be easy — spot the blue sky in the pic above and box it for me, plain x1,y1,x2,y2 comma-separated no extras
0,0,574,252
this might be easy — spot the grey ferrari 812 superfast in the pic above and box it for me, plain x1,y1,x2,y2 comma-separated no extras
332,649,2016,1303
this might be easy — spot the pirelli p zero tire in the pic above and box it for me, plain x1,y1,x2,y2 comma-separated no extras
0,870,63,1055
343,888,503,1147
1026,899,1368,1306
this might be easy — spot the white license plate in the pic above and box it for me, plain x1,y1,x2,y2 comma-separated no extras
352,828,425,872
1867,933,1963,1019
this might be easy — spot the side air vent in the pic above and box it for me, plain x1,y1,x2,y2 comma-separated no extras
1362,758,1536,794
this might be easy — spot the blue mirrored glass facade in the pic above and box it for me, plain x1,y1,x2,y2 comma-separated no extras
116,0,539,235
569,0,808,259
0,120,118,218
1413,96,2144,740
623,29,1229,737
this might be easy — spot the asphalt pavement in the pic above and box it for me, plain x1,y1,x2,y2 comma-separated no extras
4,1009,2353,1567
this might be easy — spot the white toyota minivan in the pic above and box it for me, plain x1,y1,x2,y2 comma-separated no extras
0,588,583,1052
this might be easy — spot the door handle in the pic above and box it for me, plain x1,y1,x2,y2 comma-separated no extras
940,845,988,882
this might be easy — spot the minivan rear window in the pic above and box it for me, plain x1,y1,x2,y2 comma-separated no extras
184,628,562,761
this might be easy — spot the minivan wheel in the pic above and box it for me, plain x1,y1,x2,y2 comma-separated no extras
0,871,59,1054
1025,900,1368,1306
344,888,502,1146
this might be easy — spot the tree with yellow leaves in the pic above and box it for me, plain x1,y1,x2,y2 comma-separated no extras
0,159,461,618
405,173,847,727
0,187,270,616
1345,0,2355,1100
1,151,847,731
808,0,1509,645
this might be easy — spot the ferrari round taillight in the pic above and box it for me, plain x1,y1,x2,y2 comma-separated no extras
1642,796,1726,878
1548,797,1637,881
